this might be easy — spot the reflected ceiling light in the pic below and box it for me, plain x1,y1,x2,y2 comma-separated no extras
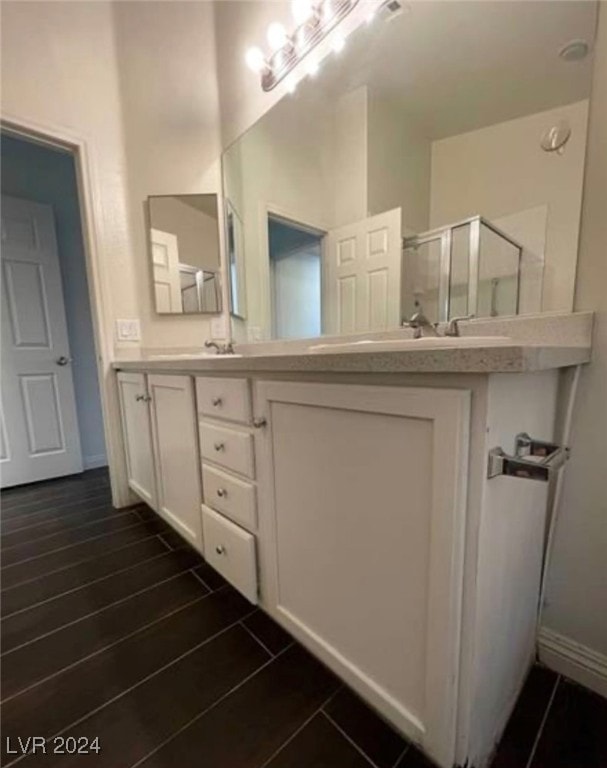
332,33,346,53
286,77,298,94
246,0,365,91
306,59,320,76
267,22,288,51
292,0,314,24
245,46,266,73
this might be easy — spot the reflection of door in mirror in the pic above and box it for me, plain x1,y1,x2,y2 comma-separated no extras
151,228,182,314
147,194,222,315
268,216,324,340
324,208,402,335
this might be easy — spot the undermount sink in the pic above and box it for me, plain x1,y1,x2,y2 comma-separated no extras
308,336,512,354
147,352,243,360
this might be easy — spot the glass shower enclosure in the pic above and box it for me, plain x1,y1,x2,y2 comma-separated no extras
402,215,524,323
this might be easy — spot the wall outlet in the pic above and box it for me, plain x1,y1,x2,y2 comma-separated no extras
116,318,141,342
210,316,228,339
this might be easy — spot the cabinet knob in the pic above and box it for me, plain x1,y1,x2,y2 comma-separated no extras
214,442,225,452
135,394,144,402
216,488,227,498
212,397,223,407
215,545,226,555
252,417,267,428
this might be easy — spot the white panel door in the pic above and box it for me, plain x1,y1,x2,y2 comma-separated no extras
151,228,181,313
255,381,470,768
148,375,203,551
1,196,82,487
117,372,157,508
324,208,402,334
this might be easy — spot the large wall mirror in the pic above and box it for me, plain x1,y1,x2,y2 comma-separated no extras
223,0,597,342
147,194,222,315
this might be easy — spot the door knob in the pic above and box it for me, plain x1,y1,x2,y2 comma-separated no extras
56,356,72,366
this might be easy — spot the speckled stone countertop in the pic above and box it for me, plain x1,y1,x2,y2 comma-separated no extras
112,344,589,375
112,312,593,375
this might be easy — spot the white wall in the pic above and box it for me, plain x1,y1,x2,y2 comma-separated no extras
0,1,140,356
1,135,107,469
541,4,607,662
367,93,431,235
430,100,589,314
113,1,223,348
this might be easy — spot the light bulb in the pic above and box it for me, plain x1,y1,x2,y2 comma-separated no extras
292,0,313,24
306,58,319,77
267,22,287,51
245,46,266,73
332,34,346,53
286,77,298,94
366,7,376,23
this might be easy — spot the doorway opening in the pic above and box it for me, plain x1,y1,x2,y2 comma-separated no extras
1,132,107,488
268,215,324,340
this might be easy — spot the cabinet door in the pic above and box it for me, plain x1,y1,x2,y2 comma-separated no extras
117,372,156,509
255,381,470,768
148,375,203,552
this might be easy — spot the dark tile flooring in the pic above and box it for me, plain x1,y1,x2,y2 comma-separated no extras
1,469,606,768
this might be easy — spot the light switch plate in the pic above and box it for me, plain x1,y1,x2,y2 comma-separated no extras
116,318,141,342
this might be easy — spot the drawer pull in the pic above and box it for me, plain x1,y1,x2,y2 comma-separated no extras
215,545,226,555
212,397,223,407
217,488,227,498
214,442,225,452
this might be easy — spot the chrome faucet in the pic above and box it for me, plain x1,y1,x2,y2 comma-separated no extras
445,314,474,337
204,340,235,355
402,306,440,339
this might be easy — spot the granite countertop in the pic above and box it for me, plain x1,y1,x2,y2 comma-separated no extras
112,312,593,375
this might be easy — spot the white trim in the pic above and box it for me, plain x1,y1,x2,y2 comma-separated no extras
1,112,134,509
83,454,107,470
538,627,607,699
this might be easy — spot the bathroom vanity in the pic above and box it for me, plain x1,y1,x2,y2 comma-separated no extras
113,312,592,768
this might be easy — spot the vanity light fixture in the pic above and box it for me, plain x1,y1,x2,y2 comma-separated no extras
245,0,360,91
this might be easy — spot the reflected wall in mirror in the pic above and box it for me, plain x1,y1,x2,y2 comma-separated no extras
147,194,222,315
223,0,596,343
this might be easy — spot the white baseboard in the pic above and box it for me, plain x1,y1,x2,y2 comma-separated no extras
83,454,108,470
538,627,607,699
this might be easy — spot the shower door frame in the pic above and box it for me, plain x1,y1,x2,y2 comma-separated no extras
404,215,523,322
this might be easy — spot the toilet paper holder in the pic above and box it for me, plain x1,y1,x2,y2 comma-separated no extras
488,432,570,482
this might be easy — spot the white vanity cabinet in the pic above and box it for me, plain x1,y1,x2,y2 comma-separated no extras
196,376,259,603
254,380,471,767
117,372,203,552
116,372,157,509
147,375,203,551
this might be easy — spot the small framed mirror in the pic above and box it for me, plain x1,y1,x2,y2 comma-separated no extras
147,194,222,315
226,200,247,319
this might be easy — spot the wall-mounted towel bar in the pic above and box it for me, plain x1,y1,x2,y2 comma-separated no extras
488,432,569,482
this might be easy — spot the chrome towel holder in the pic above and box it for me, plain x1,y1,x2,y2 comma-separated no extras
488,432,570,482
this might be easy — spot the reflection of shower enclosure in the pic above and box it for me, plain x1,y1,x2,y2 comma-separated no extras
402,216,523,323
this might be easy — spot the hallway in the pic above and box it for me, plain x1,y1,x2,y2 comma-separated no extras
1,471,605,768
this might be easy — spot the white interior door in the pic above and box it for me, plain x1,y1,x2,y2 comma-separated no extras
1,195,82,488
151,227,181,313
324,208,402,334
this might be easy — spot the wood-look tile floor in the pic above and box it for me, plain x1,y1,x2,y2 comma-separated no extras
1,469,606,768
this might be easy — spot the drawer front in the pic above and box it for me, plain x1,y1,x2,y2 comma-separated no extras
196,377,251,424
200,422,255,479
202,505,257,604
202,464,257,531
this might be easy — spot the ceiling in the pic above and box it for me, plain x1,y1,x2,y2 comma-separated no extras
307,0,598,139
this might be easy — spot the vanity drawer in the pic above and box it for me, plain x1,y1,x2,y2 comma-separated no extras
199,421,255,479
196,377,251,424
202,505,257,604
202,464,257,531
